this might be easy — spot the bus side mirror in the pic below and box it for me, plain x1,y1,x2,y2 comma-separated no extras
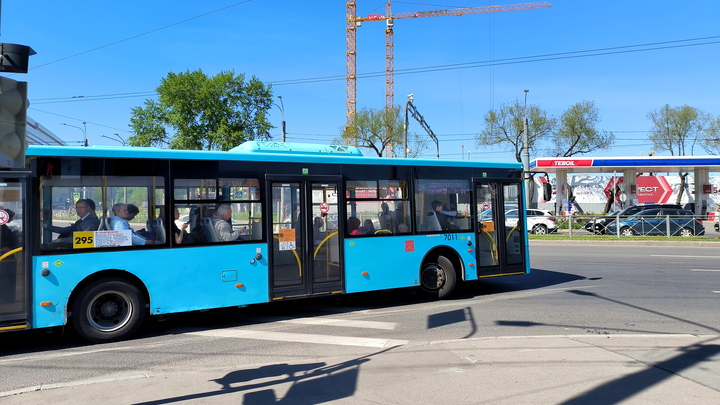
542,183,552,201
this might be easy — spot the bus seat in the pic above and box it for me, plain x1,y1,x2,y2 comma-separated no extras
97,217,110,231
201,217,220,242
423,211,442,231
188,205,200,232
153,218,166,244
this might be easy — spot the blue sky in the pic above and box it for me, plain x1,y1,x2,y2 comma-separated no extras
4,0,720,161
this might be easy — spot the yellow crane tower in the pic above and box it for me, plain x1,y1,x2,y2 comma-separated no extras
346,1,552,123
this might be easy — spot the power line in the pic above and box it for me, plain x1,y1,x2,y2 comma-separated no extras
30,1,255,71
29,35,720,105
271,35,720,86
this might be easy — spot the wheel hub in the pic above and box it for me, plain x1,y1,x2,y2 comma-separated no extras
100,301,119,317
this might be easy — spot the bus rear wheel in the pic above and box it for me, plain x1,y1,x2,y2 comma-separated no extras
72,278,146,343
420,255,456,300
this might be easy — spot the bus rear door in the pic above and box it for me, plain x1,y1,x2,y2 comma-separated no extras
0,172,30,332
474,180,527,277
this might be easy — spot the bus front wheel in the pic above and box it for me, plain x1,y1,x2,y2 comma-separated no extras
72,278,146,343
420,255,456,300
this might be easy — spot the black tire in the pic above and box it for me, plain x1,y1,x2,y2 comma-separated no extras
72,278,146,343
677,227,694,237
419,255,456,300
619,227,635,237
531,224,548,235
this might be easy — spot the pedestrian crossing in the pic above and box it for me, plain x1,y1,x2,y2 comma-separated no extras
184,316,408,348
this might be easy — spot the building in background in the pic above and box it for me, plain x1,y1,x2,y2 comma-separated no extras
26,116,66,146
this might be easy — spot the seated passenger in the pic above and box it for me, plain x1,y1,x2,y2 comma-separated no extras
43,198,100,237
172,207,189,244
212,204,246,242
363,219,375,234
110,203,154,245
397,223,410,233
347,216,361,235
431,200,458,231
127,203,156,241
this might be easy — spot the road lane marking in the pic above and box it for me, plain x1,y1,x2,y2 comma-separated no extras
186,329,408,348
691,269,720,272
652,255,720,258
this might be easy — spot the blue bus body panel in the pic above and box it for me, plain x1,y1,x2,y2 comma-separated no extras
343,233,478,294
26,144,522,170
32,244,269,329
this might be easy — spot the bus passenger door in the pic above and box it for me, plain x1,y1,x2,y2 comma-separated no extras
474,180,527,277
0,173,29,331
269,178,342,299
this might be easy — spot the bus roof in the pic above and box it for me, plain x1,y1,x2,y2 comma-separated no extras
26,141,521,169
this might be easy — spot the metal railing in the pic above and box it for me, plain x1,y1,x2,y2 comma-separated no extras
556,214,711,238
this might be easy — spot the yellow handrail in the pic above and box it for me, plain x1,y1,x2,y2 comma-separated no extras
0,247,22,262
273,235,302,275
313,231,339,259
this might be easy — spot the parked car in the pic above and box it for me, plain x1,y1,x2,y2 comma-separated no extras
505,208,557,235
584,203,683,234
604,208,704,236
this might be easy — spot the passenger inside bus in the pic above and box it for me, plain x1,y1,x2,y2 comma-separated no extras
347,216,361,235
431,200,458,231
110,203,154,245
211,204,246,242
43,199,100,243
362,219,375,234
171,207,189,244
127,203,156,241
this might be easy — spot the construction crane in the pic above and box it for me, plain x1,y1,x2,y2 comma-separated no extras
346,1,552,123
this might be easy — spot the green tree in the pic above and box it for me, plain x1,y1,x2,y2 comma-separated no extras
476,100,554,163
128,69,273,150
549,100,614,157
340,106,426,157
647,104,711,204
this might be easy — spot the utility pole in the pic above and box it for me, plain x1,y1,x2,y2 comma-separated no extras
523,89,530,208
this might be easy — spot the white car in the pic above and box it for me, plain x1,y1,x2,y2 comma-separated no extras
505,208,557,235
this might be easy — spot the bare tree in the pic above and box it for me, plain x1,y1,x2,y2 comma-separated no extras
476,99,554,162
549,100,614,157
340,106,427,157
647,104,711,204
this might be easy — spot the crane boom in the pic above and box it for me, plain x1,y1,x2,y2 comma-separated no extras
346,1,551,125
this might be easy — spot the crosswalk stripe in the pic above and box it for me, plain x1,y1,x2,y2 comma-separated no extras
187,329,408,348
276,317,398,330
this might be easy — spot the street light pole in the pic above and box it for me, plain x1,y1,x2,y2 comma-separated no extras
60,122,88,146
403,94,413,158
101,133,126,146
523,90,530,208
277,96,286,142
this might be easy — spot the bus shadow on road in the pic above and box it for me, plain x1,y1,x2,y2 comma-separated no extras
453,268,590,299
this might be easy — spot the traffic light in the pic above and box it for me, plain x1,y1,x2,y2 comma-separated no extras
0,76,28,168
0,43,35,74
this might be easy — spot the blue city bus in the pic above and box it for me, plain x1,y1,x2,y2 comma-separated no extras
0,141,530,342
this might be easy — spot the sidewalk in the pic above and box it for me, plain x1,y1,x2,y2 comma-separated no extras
3,334,719,404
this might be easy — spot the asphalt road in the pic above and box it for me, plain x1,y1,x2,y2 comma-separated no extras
1,243,719,403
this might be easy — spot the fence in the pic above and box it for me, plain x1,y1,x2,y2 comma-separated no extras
555,213,712,238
